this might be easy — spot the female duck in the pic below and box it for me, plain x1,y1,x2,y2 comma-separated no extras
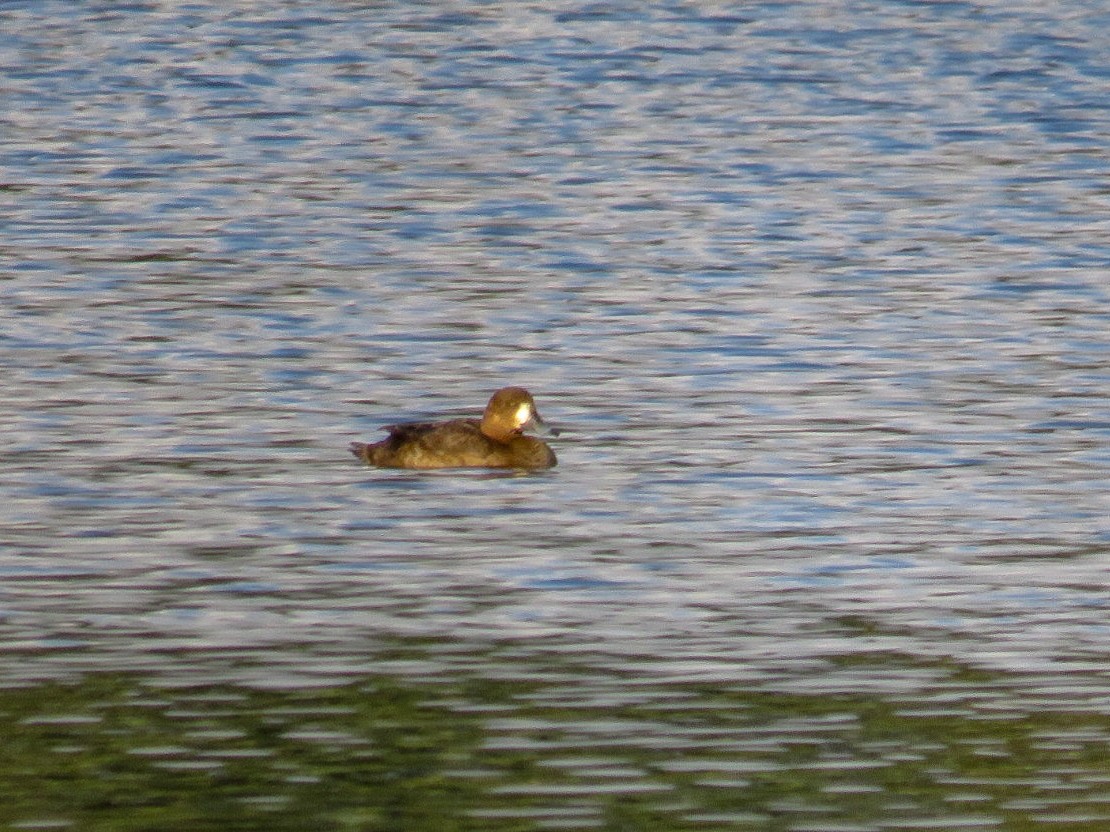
350,387,557,470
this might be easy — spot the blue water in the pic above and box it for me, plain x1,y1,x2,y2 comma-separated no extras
2,1,1109,829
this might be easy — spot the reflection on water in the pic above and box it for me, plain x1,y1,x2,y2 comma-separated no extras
3,660,1109,831
2,0,1109,829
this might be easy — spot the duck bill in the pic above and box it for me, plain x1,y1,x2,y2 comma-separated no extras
529,409,560,437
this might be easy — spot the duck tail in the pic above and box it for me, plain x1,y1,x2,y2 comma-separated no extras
349,441,370,462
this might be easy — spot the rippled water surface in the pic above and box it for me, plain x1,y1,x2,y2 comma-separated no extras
2,1,1109,829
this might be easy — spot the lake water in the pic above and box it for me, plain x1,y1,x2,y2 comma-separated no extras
2,1,1109,830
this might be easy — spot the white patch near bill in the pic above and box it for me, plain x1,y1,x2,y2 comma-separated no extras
514,402,533,426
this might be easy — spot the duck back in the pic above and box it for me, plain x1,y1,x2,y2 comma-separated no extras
349,418,556,470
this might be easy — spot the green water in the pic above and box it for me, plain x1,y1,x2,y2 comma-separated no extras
2,649,1106,832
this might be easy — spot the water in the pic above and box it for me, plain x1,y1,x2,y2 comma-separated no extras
2,1,1109,829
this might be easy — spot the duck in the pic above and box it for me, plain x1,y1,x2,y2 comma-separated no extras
349,387,558,469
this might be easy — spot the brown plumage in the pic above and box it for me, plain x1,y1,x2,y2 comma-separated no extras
350,387,557,470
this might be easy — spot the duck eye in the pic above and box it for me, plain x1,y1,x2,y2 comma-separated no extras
514,403,532,425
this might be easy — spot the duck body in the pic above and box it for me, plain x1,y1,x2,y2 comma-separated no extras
350,387,557,470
